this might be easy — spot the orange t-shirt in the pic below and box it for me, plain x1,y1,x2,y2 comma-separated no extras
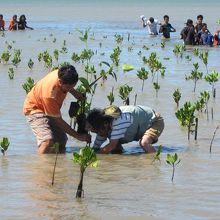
23,70,67,117
8,20,15,30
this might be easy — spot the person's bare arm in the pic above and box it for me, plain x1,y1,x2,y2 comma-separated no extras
69,88,86,101
98,139,119,154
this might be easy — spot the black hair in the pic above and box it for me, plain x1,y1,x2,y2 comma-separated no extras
58,65,78,85
0,14,3,18
164,15,169,20
197,15,203,20
149,17,154,23
87,108,113,131
19,14,26,21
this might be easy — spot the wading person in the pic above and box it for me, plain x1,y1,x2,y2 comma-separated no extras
180,19,195,45
86,105,164,154
159,15,176,39
142,16,161,35
23,65,91,154
18,14,33,30
8,15,18,31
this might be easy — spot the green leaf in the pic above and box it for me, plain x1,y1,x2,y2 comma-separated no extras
122,64,134,72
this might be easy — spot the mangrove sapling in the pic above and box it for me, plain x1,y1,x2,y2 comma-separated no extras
175,102,196,140
193,48,199,56
161,42,165,48
204,70,218,98
76,28,91,49
136,67,149,92
114,34,123,44
110,46,121,67
53,37,56,43
28,59,34,70
0,137,10,156
152,145,162,163
209,125,220,153
71,52,80,63
166,153,181,183
80,49,94,65
153,82,160,97
199,51,209,74
73,146,98,198
119,84,133,105
194,97,205,112
122,64,134,72
142,45,149,51
1,50,10,64
53,49,59,62
107,87,115,105
128,46,133,52
8,67,14,80
51,142,60,186
200,91,210,121
173,44,185,59
22,77,35,94
60,41,68,54
173,88,181,107
185,63,203,92
11,49,21,67
38,51,53,69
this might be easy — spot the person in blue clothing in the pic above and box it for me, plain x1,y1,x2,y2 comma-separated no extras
159,15,176,39
86,105,164,154
198,23,213,46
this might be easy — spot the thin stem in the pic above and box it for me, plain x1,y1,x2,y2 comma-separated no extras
76,170,84,198
51,151,58,185
210,126,219,153
172,165,175,183
194,118,198,140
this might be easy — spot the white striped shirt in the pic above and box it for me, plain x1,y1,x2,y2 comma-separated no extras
93,112,133,149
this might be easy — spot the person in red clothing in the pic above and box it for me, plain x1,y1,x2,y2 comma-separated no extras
0,14,5,31
23,65,91,154
8,15,18,31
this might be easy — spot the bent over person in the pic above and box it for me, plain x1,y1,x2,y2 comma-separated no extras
86,105,164,154
23,65,91,154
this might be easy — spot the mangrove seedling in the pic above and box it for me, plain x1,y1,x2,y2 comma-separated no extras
136,67,149,92
200,91,210,120
22,77,35,94
161,42,165,48
8,67,14,80
76,28,91,48
119,84,133,105
122,64,134,72
28,58,34,70
80,49,94,65
107,87,115,105
209,125,220,153
51,142,60,185
73,146,98,198
194,97,205,112
11,49,21,67
53,49,59,62
1,50,10,64
114,34,123,44
185,63,203,92
110,46,121,67
193,48,199,56
204,70,218,98
175,101,196,140
153,82,160,97
71,52,80,63
0,137,10,156
173,44,185,58
166,153,181,183
173,88,181,107
60,40,68,54
199,51,209,74
152,145,162,163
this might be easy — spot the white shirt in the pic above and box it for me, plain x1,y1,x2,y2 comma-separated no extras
146,19,160,35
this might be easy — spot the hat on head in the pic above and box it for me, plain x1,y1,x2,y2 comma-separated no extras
185,19,193,25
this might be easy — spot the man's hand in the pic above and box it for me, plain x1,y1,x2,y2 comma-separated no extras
77,133,91,143
70,88,86,101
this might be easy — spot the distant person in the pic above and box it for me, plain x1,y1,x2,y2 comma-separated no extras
0,14,5,31
23,65,91,154
180,19,195,45
159,15,176,39
86,105,164,154
198,23,213,46
8,15,18,31
18,14,33,30
194,14,204,34
213,30,220,46
141,15,161,35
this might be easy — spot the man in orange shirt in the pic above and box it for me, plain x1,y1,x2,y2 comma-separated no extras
23,65,91,154
8,15,18,31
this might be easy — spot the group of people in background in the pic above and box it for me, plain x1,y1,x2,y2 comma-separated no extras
0,14,33,31
141,14,220,46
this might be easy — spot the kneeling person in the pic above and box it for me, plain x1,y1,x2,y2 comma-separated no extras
86,105,164,154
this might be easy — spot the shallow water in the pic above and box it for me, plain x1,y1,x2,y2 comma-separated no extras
1,1,220,219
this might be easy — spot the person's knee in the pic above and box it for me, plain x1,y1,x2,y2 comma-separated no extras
38,139,53,154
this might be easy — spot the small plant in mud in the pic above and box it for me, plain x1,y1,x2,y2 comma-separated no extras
0,137,10,156
11,49,21,67
38,50,53,69
110,46,121,67
51,142,60,186
166,153,180,183
1,50,11,64
119,84,133,105
185,63,203,92
204,70,218,98
80,49,94,65
107,87,115,105
199,51,209,74
114,34,123,44
28,58,34,70
193,48,199,56
76,28,91,48
73,146,99,198
173,44,185,58
8,67,14,80
209,125,220,153
175,101,196,140
200,91,210,120
194,97,205,112
173,88,181,107
136,67,149,92
152,145,162,163
22,77,35,94
53,49,59,62
161,42,165,48
60,40,68,54
71,52,80,63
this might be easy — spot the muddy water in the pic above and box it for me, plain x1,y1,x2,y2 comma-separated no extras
1,1,220,219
